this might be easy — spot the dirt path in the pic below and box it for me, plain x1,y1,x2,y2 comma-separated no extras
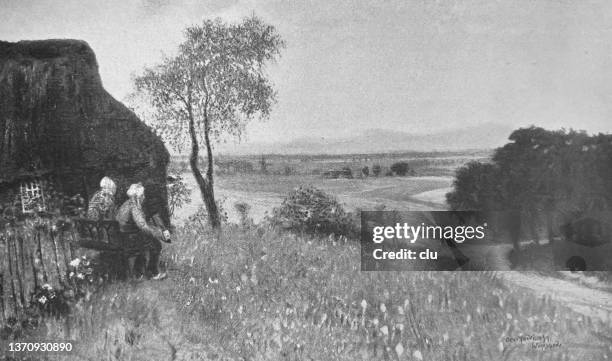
497,271,612,322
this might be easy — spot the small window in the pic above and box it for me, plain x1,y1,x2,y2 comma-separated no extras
20,179,46,214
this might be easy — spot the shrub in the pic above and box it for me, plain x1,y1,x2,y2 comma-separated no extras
268,186,356,237
166,174,192,217
390,161,410,176
340,166,353,179
234,201,254,229
187,197,228,227
372,164,381,176
361,166,369,177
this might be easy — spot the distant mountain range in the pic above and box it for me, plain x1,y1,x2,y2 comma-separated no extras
218,122,515,155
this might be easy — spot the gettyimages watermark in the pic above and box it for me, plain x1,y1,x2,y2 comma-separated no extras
360,211,612,271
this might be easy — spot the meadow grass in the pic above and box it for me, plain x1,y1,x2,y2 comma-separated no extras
28,220,612,360
215,174,451,199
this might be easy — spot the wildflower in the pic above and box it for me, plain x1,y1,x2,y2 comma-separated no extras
360,299,367,309
236,286,241,292
413,349,423,360
42,284,52,291
380,303,387,313
77,273,85,279
380,325,389,336
395,342,404,357
38,296,47,305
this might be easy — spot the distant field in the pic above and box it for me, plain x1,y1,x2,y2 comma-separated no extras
175,173,454,223
169,150,491,178
171,150,487,223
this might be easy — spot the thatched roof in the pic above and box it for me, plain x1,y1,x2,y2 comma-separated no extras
0,39,170,220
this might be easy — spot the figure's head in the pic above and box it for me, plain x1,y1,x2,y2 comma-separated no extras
126,183,145,203
100,177,117,196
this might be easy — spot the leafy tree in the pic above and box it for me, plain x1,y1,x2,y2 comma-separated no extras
446,161,500,211
447,126,612,252
390,161,410,176
134,16,284,228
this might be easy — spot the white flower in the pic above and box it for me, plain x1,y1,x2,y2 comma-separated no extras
69,258,81,268
38,296,47,304
395,342,404,357
42,284,52,291
413,349,423,360
77,273,85,279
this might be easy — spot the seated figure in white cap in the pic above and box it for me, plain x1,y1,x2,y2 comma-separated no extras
87,176,117,220
115,182,170,280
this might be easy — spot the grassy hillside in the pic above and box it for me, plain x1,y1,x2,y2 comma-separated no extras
32,220,612,360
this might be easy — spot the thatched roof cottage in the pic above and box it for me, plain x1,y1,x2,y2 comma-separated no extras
0,39,170,222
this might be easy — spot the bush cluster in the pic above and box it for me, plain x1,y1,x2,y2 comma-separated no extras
268,186,356,237
390,161,411,176
446,126,612,250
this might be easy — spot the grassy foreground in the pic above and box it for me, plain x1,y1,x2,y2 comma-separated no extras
29,221,612,360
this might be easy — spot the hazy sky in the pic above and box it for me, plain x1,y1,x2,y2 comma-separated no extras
2,0,612,146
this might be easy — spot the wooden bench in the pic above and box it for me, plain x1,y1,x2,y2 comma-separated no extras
72,218,150,279
72,218,120,249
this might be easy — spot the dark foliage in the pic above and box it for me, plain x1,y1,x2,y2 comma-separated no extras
268,186,356,237
390,161,411,176
447,126,612,249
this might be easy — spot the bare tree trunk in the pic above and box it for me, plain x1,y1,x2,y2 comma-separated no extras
188,110,220,229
